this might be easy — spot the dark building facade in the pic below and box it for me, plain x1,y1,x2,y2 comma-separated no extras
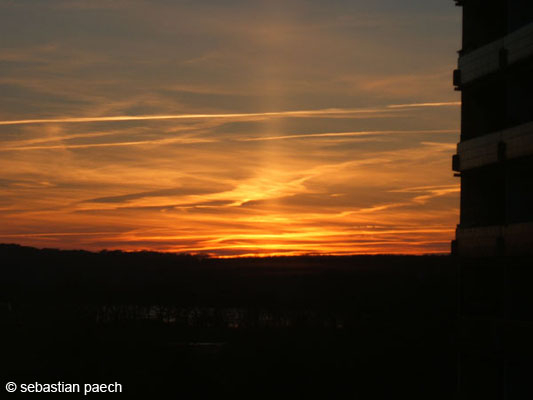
452,1,533,398
453,0,533,257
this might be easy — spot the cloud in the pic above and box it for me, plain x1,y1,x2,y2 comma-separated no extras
0,0,461,256
85,185,233,204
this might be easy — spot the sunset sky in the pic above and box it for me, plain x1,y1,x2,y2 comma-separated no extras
0,0,461,257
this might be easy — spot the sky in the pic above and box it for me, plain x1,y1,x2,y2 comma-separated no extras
0,0,461,257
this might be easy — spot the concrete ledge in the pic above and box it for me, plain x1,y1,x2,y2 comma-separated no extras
459,39,502,84
458,23,533,85
507,23,533,64
456,222,533,257
454,121,533,171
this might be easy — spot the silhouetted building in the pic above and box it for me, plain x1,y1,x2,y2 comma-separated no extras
452,1,533,399
452,0,533,257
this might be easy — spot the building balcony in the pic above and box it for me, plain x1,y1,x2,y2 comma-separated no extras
455,22,533,87
453,121,533,172
456,222,533,257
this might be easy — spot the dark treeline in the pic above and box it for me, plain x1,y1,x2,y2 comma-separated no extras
1,244,458,398
0,244,455,311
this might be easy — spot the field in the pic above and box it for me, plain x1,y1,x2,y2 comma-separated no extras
1,244,458,398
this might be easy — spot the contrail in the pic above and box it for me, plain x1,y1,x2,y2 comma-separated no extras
0,137,215,151
387,101,461,109
0,102,460,126
238,129,459,142
0,129,459,151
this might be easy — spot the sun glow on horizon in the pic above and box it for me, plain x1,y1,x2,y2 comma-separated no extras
0,104,460,256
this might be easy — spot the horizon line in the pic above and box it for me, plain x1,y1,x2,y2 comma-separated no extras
0,242,451,259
